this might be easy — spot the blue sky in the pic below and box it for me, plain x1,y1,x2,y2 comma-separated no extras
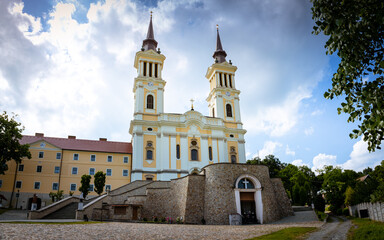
1,0,383,172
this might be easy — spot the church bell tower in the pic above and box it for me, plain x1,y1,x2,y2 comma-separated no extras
133,13,166,117
206,26,242,124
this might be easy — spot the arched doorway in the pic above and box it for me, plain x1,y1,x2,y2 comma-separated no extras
234,174,263,224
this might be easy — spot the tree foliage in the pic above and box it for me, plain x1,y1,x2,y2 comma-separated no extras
247,155,286,178
79,174,91,198
0,112,31,174
94,171,106,195
311,0,384,151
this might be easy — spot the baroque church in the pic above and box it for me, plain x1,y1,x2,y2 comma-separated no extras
130,14,247,181
1,14,293,225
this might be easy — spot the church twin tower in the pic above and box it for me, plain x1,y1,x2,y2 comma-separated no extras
129,15,247,181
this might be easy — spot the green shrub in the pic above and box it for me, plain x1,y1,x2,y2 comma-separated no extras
342,207,349,216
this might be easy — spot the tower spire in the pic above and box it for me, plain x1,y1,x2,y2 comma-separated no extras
212,25,227,63
142,11,158,51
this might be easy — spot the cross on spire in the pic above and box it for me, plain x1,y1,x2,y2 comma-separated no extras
212,24,227,63
190,98,194,111
142,11,158,51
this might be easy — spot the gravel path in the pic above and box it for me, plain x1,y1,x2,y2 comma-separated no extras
305,215,352,240
0,221,323,240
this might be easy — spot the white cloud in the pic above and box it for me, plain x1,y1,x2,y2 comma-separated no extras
304,127,314,136
259,141,282,159
341,138,384,172
292,159,308,167
311,109,323,116
312,153,337,172
285,145,295,156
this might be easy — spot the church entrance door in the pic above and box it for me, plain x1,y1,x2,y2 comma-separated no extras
132,206,138,220
240,192,257,224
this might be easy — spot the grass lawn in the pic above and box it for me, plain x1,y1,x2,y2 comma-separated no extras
348,218,384,240
247,227,317,240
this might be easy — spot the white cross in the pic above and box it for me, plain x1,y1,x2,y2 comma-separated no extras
190,98,194,110
242,179,249,189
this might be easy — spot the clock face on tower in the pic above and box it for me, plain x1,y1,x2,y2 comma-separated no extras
148,82,153,86
226,91,230,96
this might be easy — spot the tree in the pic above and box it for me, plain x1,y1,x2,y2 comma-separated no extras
79,174,91,198
0,112,31,174
94,171,106,195
311,0,384,152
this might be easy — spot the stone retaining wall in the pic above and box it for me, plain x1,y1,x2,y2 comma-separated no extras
350,202,384,222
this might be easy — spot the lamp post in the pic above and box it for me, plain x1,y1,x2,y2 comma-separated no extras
15,190,20,209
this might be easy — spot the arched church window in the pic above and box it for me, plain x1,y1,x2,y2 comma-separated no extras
237,178,255,189
176,144,180,159
147,95,154,109
146,150,153,160
226,104,233,117
208,146,213,161
191,149,198,161
231,155,237,163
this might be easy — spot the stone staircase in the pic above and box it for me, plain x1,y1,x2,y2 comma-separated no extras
43,200,91,219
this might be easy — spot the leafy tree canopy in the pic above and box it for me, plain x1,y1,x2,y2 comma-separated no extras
0,112,31,174
79,174,91,198
94,171,106,195
311,0,384,151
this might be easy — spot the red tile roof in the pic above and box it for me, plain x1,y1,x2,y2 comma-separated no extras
21,135,132,154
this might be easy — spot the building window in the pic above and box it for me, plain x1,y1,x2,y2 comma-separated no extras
154,63,158,78
89,184,94,192
0,179,2,188
105,185,111,191
52,183,59,190
54,166,60,174
38,151,44,158
36,166,42,173
70,184,76,191
145,175,154,181
123,156,129,163
114,206,127,215
191,149,198,161
209,146,213,161
146,150,153,160
106,169,112,176
231,155,237,163
73,153,79,160
16,181,22,189
56,152,62,160
107,156,113,162
149,62,152,77
147,95,154,109
226,104,233,117
237,178,255,189
89,168,95,175
176,144,180,159
72,167,78,175
229,74,233,88
34,182,41,190
18,164,24,172
90,154,96,162
123,169,129,176
143,62,147,76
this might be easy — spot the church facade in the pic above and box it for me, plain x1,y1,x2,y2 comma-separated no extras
130,15,247,181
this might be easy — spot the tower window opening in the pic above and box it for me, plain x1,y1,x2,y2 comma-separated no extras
143,62,147,76
176,144,180,159
212,108,215,117
231,155,237,163
219,73,223,86
147,95,154,109
226,104,233,117
191,149,198,161
146,150,153,160
229,75,233,88
224,74,228,87
155,63,158,78
149,62,152,77
209,146,213,161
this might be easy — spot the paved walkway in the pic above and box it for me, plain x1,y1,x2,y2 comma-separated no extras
0,210,323,239
305,215,352,240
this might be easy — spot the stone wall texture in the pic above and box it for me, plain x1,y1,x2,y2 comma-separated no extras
350,202,384,222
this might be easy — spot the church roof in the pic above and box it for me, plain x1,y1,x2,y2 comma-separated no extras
21,134,132,154
142,13,158,51
212,25,227,63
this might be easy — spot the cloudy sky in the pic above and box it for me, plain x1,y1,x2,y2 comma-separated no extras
1,0,383,172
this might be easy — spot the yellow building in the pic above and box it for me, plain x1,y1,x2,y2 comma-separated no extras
0,15,246,209
0,133,132,209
